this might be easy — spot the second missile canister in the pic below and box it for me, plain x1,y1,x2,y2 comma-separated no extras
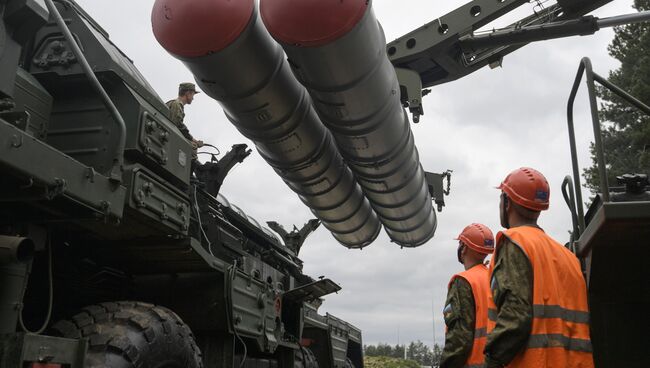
260,0,436,246
151,0,381,248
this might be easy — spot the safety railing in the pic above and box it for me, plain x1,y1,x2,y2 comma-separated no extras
566,57,650,237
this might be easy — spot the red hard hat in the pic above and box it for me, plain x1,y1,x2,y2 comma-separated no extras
455,223,494,255
498,167,550,211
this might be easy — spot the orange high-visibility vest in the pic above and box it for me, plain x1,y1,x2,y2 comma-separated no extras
449,263,490,368
487,226,594,368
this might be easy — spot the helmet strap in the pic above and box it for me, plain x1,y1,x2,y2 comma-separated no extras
501,194,511,229
457,243,465,264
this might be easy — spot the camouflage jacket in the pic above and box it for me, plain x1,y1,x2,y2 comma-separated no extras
484,239,534,368
440,277,474,368
165,98,193,141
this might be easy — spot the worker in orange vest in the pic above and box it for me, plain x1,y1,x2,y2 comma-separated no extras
440,223,494,368
484,167,594,368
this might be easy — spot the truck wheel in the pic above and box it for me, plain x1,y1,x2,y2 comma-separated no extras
295,346,318,368
50,301,203,368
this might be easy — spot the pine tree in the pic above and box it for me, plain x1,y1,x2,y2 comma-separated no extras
584,0,650,192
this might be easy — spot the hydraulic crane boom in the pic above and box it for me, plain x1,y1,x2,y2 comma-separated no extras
387,0,650,123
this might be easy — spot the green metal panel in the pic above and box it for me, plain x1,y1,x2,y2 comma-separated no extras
29,2,170,116
326,314,351,368
120,81,192,186
124,165,190,235
576,201,650,367
229,267,282,353
0,118,126,219
0,333,87,368
138,110,190,178
230,269,267,340
11,68,52,139
303,304,328,330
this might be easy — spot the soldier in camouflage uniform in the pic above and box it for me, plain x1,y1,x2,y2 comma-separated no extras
441,224,494,368
485,168,593,368
166,82,203,155
484,232,533,368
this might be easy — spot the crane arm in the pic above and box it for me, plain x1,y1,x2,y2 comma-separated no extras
388,0,615,122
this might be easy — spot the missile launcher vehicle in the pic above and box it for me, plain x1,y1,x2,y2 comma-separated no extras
1,0,650,367
0,0,363,367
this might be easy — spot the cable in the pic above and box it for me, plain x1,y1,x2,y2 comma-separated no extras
201,143,221,156
18,232,53,334
235,331,248,368
197,193,246,366
193,185,214,256
227,260,248,368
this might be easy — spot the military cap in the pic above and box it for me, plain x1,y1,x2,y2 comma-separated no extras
178,82,200,94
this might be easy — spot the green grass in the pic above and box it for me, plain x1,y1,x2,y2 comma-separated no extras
364,356,421,368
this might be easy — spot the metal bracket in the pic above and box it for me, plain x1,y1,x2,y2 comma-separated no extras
45,178,67,200
282,278,341,303
195,144,251,197
266,219,320,256
425,170,453,212
0,111,30,131
395,67,428,123
31,39,78,69
0,98,16,112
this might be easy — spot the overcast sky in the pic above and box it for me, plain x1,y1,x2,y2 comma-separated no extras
76,0,634,349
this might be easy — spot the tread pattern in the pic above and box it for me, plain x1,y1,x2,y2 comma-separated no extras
296,346,319,368
344,357,355,368
51,301,203,368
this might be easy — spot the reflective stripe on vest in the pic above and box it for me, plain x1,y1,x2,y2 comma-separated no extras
488,305,589,324
488,308,497,322
474,327,487,338
526,334,592,352
532,305,590,324
449,264,490,368
487,226,594,368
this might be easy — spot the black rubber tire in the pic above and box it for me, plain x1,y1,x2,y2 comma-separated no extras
50,301,203,368
295,346,319,368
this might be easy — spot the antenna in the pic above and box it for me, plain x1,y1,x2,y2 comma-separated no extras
397,324,400,347
432,298,437,347
432,295,438,367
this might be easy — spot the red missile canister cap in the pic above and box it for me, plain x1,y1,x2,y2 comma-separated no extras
152,0,254,58
260,0,368,47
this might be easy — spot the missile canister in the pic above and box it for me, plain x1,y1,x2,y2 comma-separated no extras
151,0,381,248
260,0,436,246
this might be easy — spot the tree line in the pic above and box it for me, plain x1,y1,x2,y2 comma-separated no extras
364,341,442,366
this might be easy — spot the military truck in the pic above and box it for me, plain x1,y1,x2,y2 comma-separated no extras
0,0,363,367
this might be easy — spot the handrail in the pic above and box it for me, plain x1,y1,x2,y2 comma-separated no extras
566,57,650,235
561,175,580,242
